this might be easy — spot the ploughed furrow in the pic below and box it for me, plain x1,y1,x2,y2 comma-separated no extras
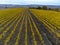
15,14,25,45
0,15,16,31
28,11,52,45
28,10,60,45
4,13,23,45
0,14,18,32
25,13,28,45
0,8,60,45
0,15,18,33
28,12,45,45
28,15,37,45
0,14,16,27
0,14,20,41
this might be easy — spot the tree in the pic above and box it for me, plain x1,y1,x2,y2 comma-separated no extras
36,6,42,9
42,6,47,10
48,8,52,10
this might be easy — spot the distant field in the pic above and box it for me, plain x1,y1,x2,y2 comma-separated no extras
0,8,60,45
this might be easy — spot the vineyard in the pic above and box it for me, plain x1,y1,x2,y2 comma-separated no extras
0,8,60,45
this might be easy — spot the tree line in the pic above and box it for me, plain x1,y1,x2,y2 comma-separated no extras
29,6,60,12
